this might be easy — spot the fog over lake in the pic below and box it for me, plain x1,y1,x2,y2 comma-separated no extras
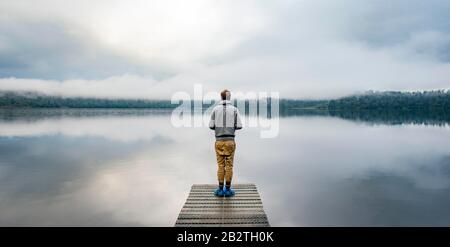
0,109,449,226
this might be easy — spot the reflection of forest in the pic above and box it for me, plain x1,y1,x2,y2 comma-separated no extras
281,108,450,126
0,108,449,126
1,90,449,125
0,108,172,122
279,91,450,125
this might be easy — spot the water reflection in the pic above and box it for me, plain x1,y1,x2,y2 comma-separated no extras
0,109,449,226
281,108,450,126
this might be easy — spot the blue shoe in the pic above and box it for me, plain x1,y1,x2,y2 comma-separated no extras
224,188,235,197
214,188,225,197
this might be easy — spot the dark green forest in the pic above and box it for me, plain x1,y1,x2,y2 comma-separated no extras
0,90,449,111
0,91,176,108
327,90,450,110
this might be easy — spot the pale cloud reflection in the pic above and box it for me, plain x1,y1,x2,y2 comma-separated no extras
0,132,211,226
0,113,450,226
0,116,174,142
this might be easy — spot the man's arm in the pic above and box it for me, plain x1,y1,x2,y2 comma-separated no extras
235,108,242,130
209,110,215,130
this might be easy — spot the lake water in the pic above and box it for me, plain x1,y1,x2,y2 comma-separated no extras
0,108,449,226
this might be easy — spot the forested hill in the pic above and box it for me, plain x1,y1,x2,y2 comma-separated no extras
0,90,449,110
278,90,450,111
0,91,176,108
327,90,450,110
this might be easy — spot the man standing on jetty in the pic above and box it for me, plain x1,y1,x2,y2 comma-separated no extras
209,89,243,197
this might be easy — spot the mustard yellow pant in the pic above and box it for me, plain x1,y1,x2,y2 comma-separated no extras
215,140,236,184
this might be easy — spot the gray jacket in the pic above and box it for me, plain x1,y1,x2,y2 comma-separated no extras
209,100,243,140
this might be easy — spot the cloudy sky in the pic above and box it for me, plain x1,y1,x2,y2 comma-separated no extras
0,0,449,99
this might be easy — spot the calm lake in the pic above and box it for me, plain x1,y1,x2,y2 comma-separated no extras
0,108,449,226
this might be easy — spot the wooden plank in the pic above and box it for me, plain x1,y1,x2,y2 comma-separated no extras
177,215,269,220
175,223,270,227
180,209,267,213
175,183,270,227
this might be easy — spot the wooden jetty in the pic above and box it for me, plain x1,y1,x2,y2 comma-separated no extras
175,183,270,227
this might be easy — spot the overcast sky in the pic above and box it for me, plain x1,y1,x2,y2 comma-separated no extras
0,0,449,99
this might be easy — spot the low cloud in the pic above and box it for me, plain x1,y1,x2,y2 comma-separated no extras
0,0,449,99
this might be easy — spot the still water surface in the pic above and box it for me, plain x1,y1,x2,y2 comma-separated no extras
0,109,449,226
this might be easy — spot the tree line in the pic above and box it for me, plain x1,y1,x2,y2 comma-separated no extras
0,90,449,110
